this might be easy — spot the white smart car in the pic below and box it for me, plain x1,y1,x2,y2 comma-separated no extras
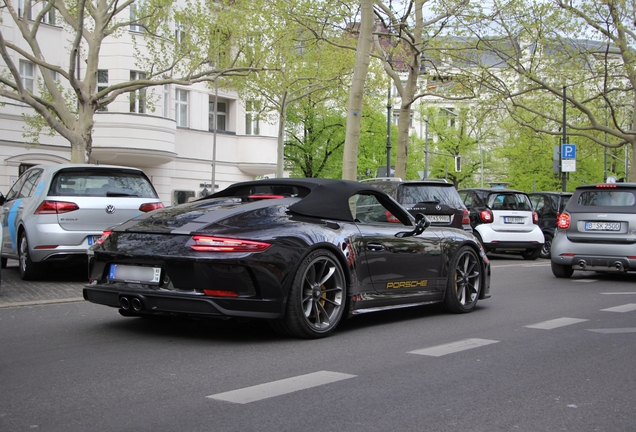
459,188,544,260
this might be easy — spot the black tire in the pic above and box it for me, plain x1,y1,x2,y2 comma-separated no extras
521,247,541,260
18,232,41,280
443,246,481,313
1,257,7,269
540,234,553,259
275,249,346,339
551,261,574,278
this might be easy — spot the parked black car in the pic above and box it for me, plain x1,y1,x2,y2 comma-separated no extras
528,192,572,258
84,178,491,339
362,178,471,231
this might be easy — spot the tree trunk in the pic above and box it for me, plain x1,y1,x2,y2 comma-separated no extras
342,0,374,181
276,107,287,178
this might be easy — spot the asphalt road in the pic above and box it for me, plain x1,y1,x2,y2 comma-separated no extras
1,256,635,432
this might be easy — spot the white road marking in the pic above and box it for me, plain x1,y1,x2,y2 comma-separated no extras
588,328,636,334
525,317,589,330
572,279,598,283
601,303,636,313
601,292,636,295
408,338,499,357
206,371,356,404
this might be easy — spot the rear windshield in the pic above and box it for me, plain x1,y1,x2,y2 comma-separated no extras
398,184,465,208
577,190,636,207
488,193,532,211
49,169,158,198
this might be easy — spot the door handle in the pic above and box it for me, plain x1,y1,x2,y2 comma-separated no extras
367,243,385,252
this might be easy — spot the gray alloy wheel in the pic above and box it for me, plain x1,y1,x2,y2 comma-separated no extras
280,249,346,339
540,234,553,259
551,261,574,278
444,246,481,313
18,232,40,280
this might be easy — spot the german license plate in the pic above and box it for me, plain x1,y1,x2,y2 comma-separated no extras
585,222,620,231
87,235,101,245
427,215,451,223
504,217,524,224
109,264,161,284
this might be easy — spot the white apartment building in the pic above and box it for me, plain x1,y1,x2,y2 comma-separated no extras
0,3,278,206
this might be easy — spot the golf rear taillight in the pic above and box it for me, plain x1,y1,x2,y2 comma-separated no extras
139,202,164,212
462,209,470,225
190,236,271,252
35,200,79,214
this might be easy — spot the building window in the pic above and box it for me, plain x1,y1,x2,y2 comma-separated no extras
19,60,34,93
175,21,186,43
441,108,456,127
163,84,170,118
97,69,108,112
130,3,143,32
129,71,146,113
209,100,227,131
175,89,188,127
18,0,32,19
172,190,195,206
42,7,55,24
245,100,260,135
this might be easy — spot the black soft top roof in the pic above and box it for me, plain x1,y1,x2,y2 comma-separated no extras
210,178,411,223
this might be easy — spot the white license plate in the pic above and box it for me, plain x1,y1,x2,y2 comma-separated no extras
427,215,451,223
504,217,524,224
109,264,161,284
585,222,620,231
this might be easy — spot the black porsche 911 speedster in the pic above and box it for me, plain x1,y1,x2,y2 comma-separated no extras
83,178,491,338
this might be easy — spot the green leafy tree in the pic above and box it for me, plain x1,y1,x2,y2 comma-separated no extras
445,0,636,181
226,0,356,178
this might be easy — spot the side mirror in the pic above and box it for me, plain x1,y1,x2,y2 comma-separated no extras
0,192,5,206
396,213,430,238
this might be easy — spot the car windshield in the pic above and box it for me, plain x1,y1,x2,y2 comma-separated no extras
577,190,636,207
49,170,157,198
399,185,465,208
489,193,532,210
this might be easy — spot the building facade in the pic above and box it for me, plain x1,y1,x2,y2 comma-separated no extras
0,2,278,206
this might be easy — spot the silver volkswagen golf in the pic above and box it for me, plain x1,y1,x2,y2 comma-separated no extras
0,164,164,280
551,182,636,278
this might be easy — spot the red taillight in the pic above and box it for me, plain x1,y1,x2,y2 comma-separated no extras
386,210,400,223
462,209,470,225
557,212,570,229
203,289,239,297
532,211,539,224
596,184,617,188
35,200,79,214
139,202,164,212
96,230,113,245
190,236,271,252
479,209,493,223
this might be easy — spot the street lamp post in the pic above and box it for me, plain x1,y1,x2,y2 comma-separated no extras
386,84,392,177
423,118,428,179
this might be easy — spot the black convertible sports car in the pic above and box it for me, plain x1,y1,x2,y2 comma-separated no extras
84,178,491,338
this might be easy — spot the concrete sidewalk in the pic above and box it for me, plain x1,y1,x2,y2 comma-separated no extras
0,261,86,308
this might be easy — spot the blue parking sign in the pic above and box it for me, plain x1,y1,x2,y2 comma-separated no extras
562,144,576,159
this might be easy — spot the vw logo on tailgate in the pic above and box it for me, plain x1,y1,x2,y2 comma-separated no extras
105,205,116,214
